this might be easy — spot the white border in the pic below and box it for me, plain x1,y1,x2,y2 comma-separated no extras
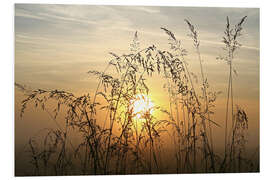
1,0,269,179
9,0,263,7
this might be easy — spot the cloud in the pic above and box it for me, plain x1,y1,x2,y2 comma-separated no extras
15,11,45,21
14,4,259,93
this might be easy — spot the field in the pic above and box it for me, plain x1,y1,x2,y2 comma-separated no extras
14,5,259,176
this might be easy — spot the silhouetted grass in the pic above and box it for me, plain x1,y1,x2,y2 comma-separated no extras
15,15,258,176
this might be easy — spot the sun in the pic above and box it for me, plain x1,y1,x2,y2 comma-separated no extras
129,94,154,119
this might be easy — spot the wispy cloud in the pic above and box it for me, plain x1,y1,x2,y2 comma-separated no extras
15,4,259,93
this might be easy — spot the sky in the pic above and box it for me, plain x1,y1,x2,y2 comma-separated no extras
15,4,259,92
14,4,260,174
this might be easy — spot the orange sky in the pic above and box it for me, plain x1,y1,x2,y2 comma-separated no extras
15,5,259,167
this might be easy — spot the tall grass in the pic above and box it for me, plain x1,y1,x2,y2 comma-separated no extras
15,16,258,175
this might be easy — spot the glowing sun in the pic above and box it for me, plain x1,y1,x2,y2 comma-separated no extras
129,94,154,119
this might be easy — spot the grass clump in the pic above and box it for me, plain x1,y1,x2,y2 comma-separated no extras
15,15,259,175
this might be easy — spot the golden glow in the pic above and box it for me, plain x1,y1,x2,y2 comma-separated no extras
129,94,154,119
